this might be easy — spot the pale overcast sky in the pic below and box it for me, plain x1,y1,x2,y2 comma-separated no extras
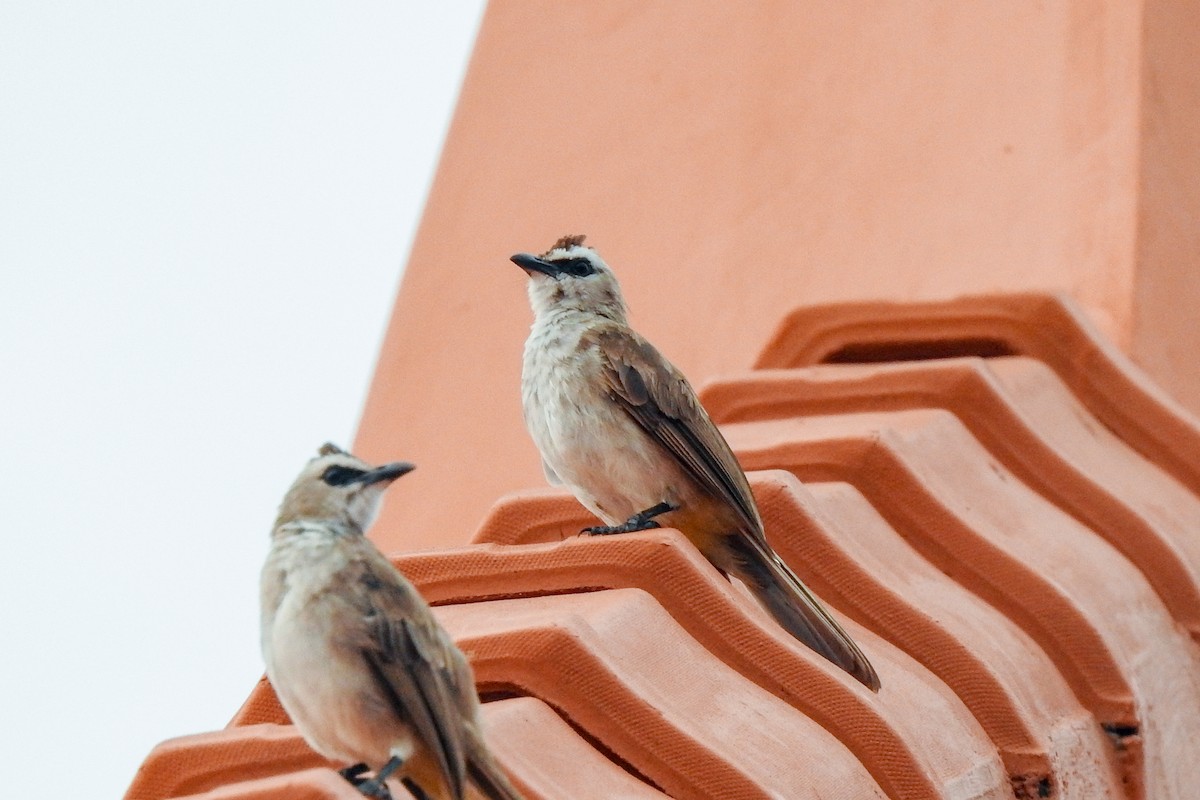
0,3,486,797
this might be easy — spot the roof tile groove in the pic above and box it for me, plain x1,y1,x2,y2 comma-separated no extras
700,356,1200,641
437,590,897,799
232,528,1004,800
468,481,1126,796
721,409,1200,797
754,293,1200,498
125,725,333,800
757,474,1124,798
173,768,365,799
129,294,1200,800
133,699,652,800
469,697,668,799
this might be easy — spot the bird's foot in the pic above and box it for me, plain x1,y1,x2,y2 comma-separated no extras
355,755,403,799
339,763,371,786
356,778,394,800
582,502,678,535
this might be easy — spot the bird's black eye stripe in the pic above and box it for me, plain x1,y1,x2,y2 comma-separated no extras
556,257,595,277
322,465,365,486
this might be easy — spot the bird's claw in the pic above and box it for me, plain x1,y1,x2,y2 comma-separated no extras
581,502,677,535
581,520,658,535
339,764,370,784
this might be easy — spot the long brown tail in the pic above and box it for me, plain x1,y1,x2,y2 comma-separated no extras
466,746,525,800
726,532,881,691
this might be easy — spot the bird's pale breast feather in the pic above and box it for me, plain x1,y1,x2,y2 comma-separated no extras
522,314,695,523
264,535,409,764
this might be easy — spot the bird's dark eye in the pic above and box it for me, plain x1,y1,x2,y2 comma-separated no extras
322,465,365,486
556,257,595,277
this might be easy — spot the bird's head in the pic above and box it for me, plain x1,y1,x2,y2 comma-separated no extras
511,235,628,322
274,443,414,533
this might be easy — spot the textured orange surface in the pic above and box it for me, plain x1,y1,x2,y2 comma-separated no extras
754,294,1200,499
173,769,362,800
703,356,1200,639
126,725,333,800
233,528,1002,800
131,294,1200,797
1132,1,1200,416
725,413,1200,797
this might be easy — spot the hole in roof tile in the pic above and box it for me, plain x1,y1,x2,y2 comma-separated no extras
821,337,1019,363
429,586,609,607
478,686,526,703
1102,722,1140,743
1011,773,1055,799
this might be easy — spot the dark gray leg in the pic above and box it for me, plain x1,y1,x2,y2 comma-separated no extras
582,502,677,535
357,757,402,799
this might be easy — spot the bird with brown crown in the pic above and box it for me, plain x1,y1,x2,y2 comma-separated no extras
261,443,526,800
511,236,880,691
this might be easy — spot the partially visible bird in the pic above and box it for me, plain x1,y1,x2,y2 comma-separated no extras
512,235,880,691
261,443,525,800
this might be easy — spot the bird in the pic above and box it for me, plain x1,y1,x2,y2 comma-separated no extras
511,235,880,691
261,443,526,800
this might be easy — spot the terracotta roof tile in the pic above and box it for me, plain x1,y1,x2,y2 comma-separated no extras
702,356,1200,638
128,292,1200,800
755,293,1200,496
172,769,361,800
126,726,331,800
231,526,1006,800
472,697,667,799
129,296,1200,800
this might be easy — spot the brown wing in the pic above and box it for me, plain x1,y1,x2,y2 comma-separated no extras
344,550,471,799
592,325,765,540
593,327,882,690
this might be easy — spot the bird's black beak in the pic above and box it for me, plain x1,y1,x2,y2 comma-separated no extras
359,462,416,486
511,252,558,277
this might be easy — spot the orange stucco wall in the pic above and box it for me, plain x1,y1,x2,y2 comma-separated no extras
1131,0,1200,415
354,1,1195,552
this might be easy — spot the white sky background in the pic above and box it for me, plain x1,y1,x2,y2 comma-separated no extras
0,3,485,796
